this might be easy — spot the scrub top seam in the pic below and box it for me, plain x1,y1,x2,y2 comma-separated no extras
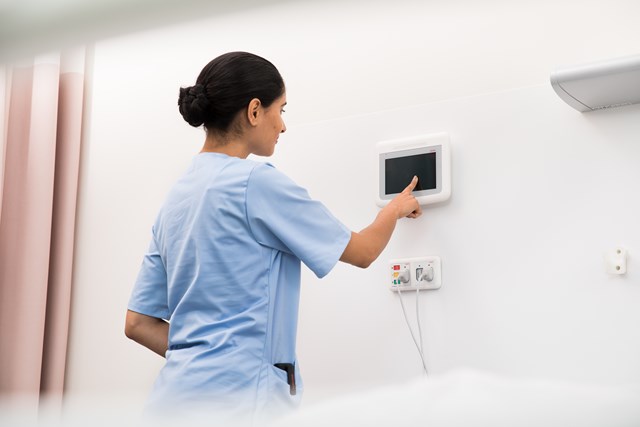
251,250,274,425
244,163,264,246
246,163,274,424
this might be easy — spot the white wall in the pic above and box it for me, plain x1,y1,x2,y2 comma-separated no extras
65,0,640,409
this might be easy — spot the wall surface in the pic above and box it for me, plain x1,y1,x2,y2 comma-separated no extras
65,0,640,409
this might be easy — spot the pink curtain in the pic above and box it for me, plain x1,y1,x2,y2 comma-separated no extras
0,51,85,410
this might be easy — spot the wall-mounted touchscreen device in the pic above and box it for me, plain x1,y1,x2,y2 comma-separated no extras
376,133,451,207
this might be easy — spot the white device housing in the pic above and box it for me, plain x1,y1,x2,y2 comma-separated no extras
389,257,442,291
550,54,640,112
376,133,451,207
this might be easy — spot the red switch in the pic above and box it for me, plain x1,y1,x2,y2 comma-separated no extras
393,265,400,270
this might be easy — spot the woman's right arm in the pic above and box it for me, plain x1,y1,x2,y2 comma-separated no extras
125,310,169,357
340,176,422,268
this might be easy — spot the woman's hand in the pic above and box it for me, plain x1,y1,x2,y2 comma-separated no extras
340,176,422,268
387,176,422,219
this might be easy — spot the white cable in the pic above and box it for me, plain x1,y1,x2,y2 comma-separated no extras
416,285,425,364
396,285,428,376
416,268,433,370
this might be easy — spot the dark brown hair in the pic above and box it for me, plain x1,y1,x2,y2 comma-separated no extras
178,52,285,133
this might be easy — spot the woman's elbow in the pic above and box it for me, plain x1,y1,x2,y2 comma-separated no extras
124,310,142,341
124,322,136,341
354,256,374,269
347,249,376,269
340,248,374,269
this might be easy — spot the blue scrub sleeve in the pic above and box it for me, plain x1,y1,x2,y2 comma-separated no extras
128,231,170,320
246,164,352,278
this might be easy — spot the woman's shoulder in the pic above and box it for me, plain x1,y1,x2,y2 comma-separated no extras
247,161,295,186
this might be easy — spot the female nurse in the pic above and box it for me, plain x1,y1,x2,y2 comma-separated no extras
124,51,421,425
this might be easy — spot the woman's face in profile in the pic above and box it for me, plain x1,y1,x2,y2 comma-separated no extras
249,93,287,157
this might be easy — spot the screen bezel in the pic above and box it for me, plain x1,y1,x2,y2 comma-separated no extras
378,145,442,201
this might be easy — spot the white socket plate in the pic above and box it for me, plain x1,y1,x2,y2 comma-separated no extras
389,256,442,291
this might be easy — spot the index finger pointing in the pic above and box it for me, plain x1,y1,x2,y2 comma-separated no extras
403,175,419,193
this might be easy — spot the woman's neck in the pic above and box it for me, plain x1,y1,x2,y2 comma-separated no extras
200,133,249,159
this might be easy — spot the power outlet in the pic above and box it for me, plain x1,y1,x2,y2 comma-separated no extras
389,257,442,291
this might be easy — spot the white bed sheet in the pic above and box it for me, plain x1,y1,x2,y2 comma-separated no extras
272,369,640,427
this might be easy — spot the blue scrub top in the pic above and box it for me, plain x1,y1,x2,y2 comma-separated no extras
128,153,351,423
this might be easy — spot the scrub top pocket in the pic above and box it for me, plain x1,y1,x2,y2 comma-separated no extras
268,363,302,409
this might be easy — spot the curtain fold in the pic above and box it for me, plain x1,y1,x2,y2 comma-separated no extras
0,50,86,411
41,60,86,404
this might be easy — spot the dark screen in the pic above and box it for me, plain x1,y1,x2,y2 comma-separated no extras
385,152,437,195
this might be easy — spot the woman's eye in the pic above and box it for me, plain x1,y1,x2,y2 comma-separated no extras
280,109,286,114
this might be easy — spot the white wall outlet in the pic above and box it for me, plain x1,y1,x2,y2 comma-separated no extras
389,257,442,291
389,260,411,290
605,247,627,275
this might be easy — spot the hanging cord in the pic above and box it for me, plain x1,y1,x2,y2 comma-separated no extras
397,285,429,376
416,286,425,364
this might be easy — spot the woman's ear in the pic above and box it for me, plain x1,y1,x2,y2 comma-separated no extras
247,98,261,126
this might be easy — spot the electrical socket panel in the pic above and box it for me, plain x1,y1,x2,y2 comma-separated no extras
389,256,442,291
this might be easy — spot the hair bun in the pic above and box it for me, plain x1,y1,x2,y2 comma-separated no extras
178,84,211,127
